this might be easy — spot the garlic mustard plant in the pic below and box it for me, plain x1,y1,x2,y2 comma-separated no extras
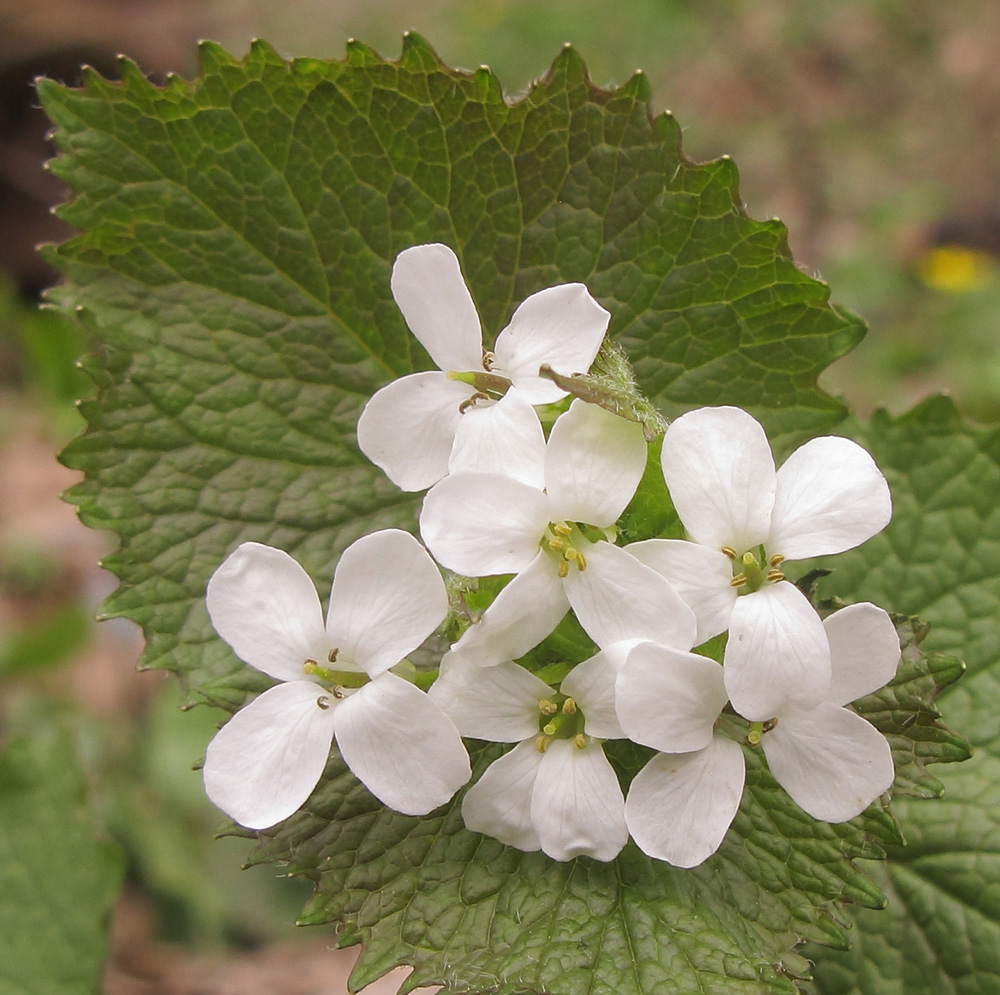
202,530,470,829
419,398,697,664
357,243,609,491
429,650,628,861
646,405,892,721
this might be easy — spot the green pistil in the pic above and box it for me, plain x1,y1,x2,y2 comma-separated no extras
537,694,586,743
446,369,512,395
746,717,778,746
729,545,785,594
302,660,369,688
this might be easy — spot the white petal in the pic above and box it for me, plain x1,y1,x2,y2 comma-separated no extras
563,541,697,651
429,654,552,742
625,736,745,868
420,472,551,576
492,284,609,404
452,552,569,667
448,388,547,489
768,436,892,559
660,406,775,553
560,649,624,739
725,582,831,721
824,602,901,706
625,538,738,644
544,400,648,526
203,681,336,830
333,673,471,816
206,542,328,683
462,739,542,851
391,243,483,372
762,702,895,822
616,643,728,753
532,739,627,862
356,371,470,492
326,530,447,677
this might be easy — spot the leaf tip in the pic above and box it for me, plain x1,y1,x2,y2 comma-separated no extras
399,30,441,72
197,39,236,74
345,37,382,66
621,68,653,102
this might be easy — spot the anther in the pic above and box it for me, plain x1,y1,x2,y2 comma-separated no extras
730,574,747,588
562,697,577,715
768,554,785,567
539,699,558,716
316,695,331,710
721,546,737,560
536,735,550,753
328,647,339,663
574,551,586,571
482,349,495,370
557,560,569,578
766,569,785,583
573,733,587,750
332,686,346,699
547,537,565,552
762,718,779,733
553,523,573,537
458,391,490,414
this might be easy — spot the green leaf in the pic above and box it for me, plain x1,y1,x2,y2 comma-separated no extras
0,727,124,995
37,36,937,995
800,398,1000,995
38,36,860,700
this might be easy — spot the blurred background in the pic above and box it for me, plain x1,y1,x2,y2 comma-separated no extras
1,0,999,991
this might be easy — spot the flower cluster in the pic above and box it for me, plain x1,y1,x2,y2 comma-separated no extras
201,243,899,867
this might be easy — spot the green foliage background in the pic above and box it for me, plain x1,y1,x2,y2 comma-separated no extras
33,37,999,995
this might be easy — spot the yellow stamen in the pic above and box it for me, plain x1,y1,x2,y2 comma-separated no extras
721,546,737,560
547,537,565,552
553,522,573,537
573,733,587,750
575,551,587,571
562,697,577,715
536,735,550,753
766,569,785,583
768,554,785,567
557,560,569,578
730,574,747,588
539,699,558,716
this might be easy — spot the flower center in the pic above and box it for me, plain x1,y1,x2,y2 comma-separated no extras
446,365,512,413
535,693,588,751
722,546,785,594
302,647,369,703
541,522,591,578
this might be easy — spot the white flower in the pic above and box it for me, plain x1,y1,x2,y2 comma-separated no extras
202,530,471,829
616,602,899,866
357,243,610,491
632,405,892,720
429,649,628,861
419,400,697,665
